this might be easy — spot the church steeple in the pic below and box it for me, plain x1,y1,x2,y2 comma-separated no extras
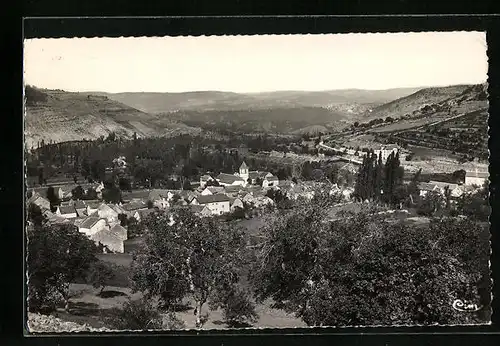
239,161,249,181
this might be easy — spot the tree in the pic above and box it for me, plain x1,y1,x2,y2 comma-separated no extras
209,286,259,327
457,183,491,222
87,261,116,295
119,177,132,192
147,200,154,209
85,188,98,200
118,213,128,227
46,186,60,211
417,191,444,217
71,185,84,200
28,203,46,227
27,224,99,312
183,179,193,191
301,162,313,180
102,184,122,204
251,201,490,326
131,209,247,328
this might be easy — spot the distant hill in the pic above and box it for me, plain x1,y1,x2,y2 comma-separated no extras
101,88,423,114
363,85,475,120
24,86,201,148
164,107,351,134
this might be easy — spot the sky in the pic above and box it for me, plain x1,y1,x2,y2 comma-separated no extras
24,32,488,93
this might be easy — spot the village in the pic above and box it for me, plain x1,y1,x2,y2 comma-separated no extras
26,139,489,258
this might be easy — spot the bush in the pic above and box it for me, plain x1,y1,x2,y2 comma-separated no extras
109,298,162,330
210,286,259,327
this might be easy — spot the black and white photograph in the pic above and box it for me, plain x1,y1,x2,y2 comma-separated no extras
24,31,491,332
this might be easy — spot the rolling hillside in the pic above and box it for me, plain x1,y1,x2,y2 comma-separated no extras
363,84,475,120
102,88,423,114
24,86,201,148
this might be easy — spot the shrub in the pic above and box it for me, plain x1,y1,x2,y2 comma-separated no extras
109,298,162,330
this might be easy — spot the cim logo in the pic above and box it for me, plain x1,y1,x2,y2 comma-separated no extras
452,299,483,312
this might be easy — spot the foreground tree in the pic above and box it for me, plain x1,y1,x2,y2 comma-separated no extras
27,224,99,313
251,199,491,326
130,208,248,327
87,261,116,295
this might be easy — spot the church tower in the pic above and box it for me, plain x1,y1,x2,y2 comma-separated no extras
239,161,249,182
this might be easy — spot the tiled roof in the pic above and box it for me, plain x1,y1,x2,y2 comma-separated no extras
418,182,438,192
190,205,206,213
148,189,172,201
224,185,241,193
216,173,245,184
428,181,459,190
121,201,147,211
265,175,279,181
208,186,224,193
58,206,76,215
79,217,101,229
195,194,231,204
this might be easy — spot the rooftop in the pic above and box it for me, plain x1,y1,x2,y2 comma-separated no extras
195,194,231,204
216,173,245,184
58,206,76,215
79,217,101,229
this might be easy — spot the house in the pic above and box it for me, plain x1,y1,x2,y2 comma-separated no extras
179,190,197,204
253,196,275,208
148,189,175,209
85,200,102,216
121,201,148,216
200,175,215,189
191,194,231,215
110,223,128,241
465,170,489,186
78,217,108,237
419,181,460,197
248,171,273,185
56,205,77,219
190,204,212,217
97,204,120,224
216,173,246,187
71,200,87,217
122,189,151,203
229,197,244,212
27,193,51,211
262,175,279,188
91,228,125,253
201,186,224,196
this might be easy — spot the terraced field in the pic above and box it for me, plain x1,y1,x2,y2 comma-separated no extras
24,88,201,148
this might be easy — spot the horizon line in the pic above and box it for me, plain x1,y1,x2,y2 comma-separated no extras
26,82,486,95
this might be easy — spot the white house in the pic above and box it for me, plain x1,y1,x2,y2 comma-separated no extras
28,193,51,211
78,217,108,237
85,200,101,216
148,189,175,209
91,228,125,253
97,204,120,224
56,205,77,219
465,171,489,187
230,197,244,212
262,175,279,188
191,194,231,215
